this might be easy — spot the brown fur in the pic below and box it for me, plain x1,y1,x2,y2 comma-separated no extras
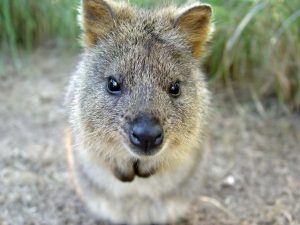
65,0,213,224
82,0,134,46
175,5,212,58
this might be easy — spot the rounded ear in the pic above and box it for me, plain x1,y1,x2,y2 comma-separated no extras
175,5,212,58
80,0,115,47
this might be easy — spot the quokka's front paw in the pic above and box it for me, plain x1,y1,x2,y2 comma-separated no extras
113,165,135,182
133,160,156,178
113,160,157,182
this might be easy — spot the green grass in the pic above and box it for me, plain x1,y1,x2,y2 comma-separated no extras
0,0,79,57
1,0,300,110
207,0,300,110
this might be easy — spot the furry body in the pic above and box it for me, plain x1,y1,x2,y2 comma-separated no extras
65,1,212,224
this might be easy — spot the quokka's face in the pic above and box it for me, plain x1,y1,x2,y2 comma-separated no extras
77,0,212,162
80,39,203,158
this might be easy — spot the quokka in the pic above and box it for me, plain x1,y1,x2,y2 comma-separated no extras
65,0,213,224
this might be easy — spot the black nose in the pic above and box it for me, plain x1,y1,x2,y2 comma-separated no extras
129,115,164,154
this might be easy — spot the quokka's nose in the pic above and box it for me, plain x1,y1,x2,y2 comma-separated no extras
129,115,164,154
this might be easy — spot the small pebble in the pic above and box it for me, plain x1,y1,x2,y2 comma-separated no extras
222,175,236,188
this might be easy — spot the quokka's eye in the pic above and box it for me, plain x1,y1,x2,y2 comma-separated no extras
107,77,121,95
169,81,181,98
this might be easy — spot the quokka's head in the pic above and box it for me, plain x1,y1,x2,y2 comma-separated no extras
73,0,212,162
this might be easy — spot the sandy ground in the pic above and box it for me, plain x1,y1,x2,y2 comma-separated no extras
0,51,300,225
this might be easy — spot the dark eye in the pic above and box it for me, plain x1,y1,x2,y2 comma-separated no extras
169,81,181,97
107,77,121,95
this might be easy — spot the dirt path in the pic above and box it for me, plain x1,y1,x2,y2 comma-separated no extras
1,51,299,225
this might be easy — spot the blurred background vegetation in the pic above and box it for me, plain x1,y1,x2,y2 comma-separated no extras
0,0,299,111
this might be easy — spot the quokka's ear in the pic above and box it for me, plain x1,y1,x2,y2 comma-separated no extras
175,5,212,58
80,0,115,47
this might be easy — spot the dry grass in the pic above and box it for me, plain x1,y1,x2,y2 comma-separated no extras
207,0,300,111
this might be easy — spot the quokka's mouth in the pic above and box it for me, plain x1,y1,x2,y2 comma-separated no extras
129,145,162,157
113,160,156,183
122,142,163,158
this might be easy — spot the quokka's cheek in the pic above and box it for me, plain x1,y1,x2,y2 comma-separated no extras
165,134,182,148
